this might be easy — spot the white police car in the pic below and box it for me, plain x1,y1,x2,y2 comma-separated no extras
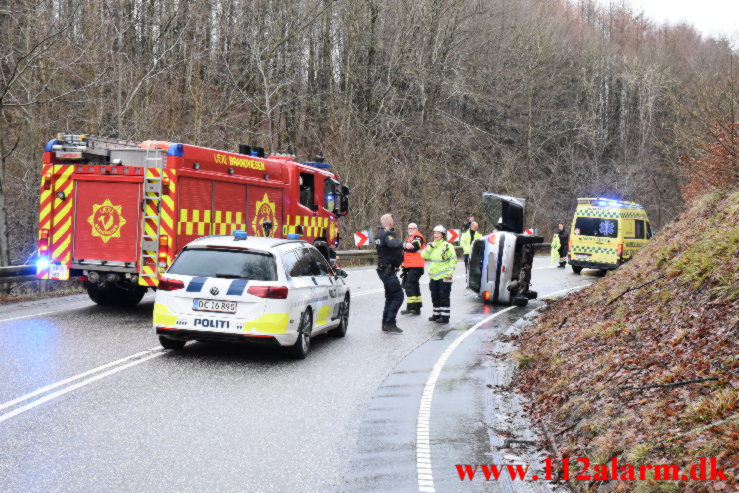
153,231,350,359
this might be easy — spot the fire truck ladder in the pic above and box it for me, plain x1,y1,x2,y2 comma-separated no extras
139,145,165,284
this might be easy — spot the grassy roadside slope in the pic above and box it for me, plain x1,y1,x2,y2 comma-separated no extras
516,191,738,492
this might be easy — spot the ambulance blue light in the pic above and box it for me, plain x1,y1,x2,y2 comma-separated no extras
36,258,49,270
44,139,60,152
607,200,622,208
233,230,247,240
286,233,300,239
167,143,184,156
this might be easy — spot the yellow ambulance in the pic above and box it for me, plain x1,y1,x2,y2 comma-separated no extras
568,198,652,274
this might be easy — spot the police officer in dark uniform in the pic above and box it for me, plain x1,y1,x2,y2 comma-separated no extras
375,213,404,333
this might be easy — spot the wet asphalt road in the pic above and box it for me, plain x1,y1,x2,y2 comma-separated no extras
0,257,597,493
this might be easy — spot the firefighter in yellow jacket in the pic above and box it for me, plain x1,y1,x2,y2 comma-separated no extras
421,225,457,323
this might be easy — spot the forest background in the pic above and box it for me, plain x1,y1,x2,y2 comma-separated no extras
1,0,736,265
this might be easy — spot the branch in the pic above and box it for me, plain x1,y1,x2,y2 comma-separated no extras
606,276,664,305
665,413,739,442
620,377,719,392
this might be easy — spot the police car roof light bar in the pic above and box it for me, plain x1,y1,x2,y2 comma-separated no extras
233,230,247,241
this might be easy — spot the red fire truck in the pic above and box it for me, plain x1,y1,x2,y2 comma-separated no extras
37,134,349,305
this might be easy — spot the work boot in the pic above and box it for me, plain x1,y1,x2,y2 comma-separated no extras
382,323,403,333
401,309,420,315
428,315,439,322
435,317,449,324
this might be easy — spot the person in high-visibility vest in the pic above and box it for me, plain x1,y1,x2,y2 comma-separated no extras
400,223,426,315
421,225,457,323
459,221,481,272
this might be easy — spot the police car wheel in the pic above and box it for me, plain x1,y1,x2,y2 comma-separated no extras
571,266,583,274
288,310,312,359
159,336,186,350
329,295,350,338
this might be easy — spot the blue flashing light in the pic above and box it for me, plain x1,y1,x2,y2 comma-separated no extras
167,143,184,156
250,151,259,157
44,139,60,152
286,233,300,240
326,194,334,202
36,258,50,270
233,230,247,240
607,200,622,208
303,161,331,169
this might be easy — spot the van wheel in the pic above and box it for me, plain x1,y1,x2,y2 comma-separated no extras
288,310,312,359
329,295,350,338
572,266,583,274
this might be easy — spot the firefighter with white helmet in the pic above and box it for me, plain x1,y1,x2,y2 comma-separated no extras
421,224,457,323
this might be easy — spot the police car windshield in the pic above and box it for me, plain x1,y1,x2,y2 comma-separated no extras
168,248,277,281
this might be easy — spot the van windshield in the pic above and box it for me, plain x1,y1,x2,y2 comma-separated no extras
168,248,277,280
574,217,618,238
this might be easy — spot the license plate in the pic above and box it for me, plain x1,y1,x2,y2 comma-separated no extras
576,254,590,260
193,299,237,313
49,264,69,280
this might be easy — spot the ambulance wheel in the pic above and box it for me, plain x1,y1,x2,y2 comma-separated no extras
572,266,583,274
159,336,186,350
288,309,312,359
513,296,528,307
329,295,350,338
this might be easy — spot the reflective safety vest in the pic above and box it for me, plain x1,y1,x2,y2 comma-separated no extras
460,229,481,255
421,239,457,280
403,233,426,268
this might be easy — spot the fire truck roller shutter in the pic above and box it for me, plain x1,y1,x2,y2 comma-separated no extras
248,186,283,237
73,180,141,263
177,177,212,251
213,181,247,235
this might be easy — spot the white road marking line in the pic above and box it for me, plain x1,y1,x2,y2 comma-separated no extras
415,282,590,491
0,309,66,324
533,265,558,270
416,305,516,492
542,284,591,298
0,349,164,424
0,347,160,413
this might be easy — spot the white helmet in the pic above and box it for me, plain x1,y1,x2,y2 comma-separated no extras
432,224,446,234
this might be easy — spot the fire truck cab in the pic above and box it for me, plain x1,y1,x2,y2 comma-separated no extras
38,134,349,305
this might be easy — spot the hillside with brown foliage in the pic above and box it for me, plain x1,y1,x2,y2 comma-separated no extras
515,191,738,492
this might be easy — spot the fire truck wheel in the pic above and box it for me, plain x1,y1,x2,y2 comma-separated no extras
288,309,312,359
159,336,186,350
85,282,116,305
328,295,350,338
120,287,147,306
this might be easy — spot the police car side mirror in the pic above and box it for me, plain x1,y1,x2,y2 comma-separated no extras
334,268,348,279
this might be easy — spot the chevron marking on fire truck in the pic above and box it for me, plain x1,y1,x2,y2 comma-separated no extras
158,169,177,275
37,165,54,279
51,165,75,266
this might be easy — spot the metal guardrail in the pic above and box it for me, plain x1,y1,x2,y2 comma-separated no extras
0,264,37,284
0,243,552,283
